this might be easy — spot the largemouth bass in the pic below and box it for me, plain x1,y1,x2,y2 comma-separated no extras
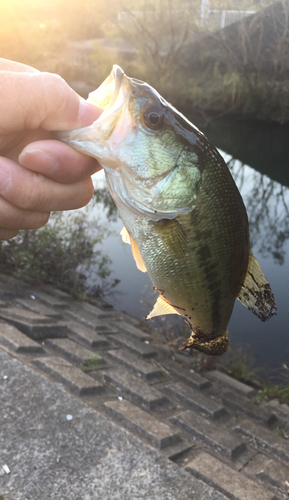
58,65,277,356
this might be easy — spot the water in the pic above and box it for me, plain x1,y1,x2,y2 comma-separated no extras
88,115,289,382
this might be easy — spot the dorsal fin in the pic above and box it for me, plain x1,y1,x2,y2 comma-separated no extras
146,296,182,320
120,226,147,273
237,250,277,321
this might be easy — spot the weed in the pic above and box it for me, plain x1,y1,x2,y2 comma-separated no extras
273,423,289,439
255,380,289,405
220,347,257,384
81,355,104,372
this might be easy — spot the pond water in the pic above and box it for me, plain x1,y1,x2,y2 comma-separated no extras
87,113,289,382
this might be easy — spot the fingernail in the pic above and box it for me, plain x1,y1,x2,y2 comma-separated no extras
0,165,11,193
77,100,102,127
19,149,60,172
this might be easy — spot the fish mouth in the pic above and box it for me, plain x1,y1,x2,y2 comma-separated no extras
87,65,129,123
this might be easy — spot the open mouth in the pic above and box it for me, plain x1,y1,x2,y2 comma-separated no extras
87,65,125,113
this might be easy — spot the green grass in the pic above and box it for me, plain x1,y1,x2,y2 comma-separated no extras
255,381,289,405
220,348,257,385
81,355,104,372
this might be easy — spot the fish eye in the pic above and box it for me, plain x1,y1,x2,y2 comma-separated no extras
144,106,164,130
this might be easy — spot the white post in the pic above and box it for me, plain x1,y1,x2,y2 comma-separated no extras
200,0,210,26
221,9,226,28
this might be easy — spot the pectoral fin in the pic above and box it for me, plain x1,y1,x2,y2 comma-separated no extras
153,219,186,259
146,296,182,319
120,226,147,273
237,250,277,321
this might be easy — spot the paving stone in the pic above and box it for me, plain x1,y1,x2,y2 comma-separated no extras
107,349,166,381
163,362,211,390
103,367,168,409
35,291,69,309
234,418,289,464
186,452,277,500
65,307,118,334
162,440,195,461
245,453,289,493
207,370,257,397
45,338,105,366
171,410,246,459
15,298,63,320
223,391,277,426
112,320,151,341
267,399,289,421
108,333,158,359
33,356,104,396
0,287,18,300
0,307,52,324
0,307,67,340
163,382,227,419
67,322,110,348
81,301,117,321
0,322,44,354
104,399,181,449
42,286,71,300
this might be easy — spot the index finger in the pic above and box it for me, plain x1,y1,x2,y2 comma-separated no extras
0,71,101,134
19,140,101,183
0,58,39,73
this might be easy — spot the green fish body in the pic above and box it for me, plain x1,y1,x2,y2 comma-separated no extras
57,65,276,355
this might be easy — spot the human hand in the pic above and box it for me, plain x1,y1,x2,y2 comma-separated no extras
0,58,102,240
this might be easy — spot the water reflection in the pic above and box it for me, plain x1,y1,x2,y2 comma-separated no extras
226,155,289,266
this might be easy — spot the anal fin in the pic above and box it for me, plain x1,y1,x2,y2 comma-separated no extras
146,296,182,320
120,226,147,273
237,250,277,321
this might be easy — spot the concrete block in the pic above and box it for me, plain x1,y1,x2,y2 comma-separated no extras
234,418,289,464
171,410,246,459
113,320,151,341
223,391,277,426
207,370,256,397
162,440,195,461
45,338,105,366
107,349,166,381
35,291,69,309
15,298,63,320
164,362,211,390
103,367,168,409
67,322,110,349
245,453,289,494
0,307,68,340
186,452,277,500
163,382,227,419
0,322,44,354
108,333,157,359
65,305,117,332
0,307,52,324
104,399,181,449
33,356,104,396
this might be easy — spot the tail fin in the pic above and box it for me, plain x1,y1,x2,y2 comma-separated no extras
237,250,277,321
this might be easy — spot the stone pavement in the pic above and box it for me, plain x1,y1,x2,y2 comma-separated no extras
0,274,288,500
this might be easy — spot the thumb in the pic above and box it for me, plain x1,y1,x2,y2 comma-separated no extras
0,71,101,133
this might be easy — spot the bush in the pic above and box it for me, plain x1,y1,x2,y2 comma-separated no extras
0,210,118,300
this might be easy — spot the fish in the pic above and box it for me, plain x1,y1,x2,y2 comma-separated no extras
57,65,277,356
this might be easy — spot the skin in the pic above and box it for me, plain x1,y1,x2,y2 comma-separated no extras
0,58,102,240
